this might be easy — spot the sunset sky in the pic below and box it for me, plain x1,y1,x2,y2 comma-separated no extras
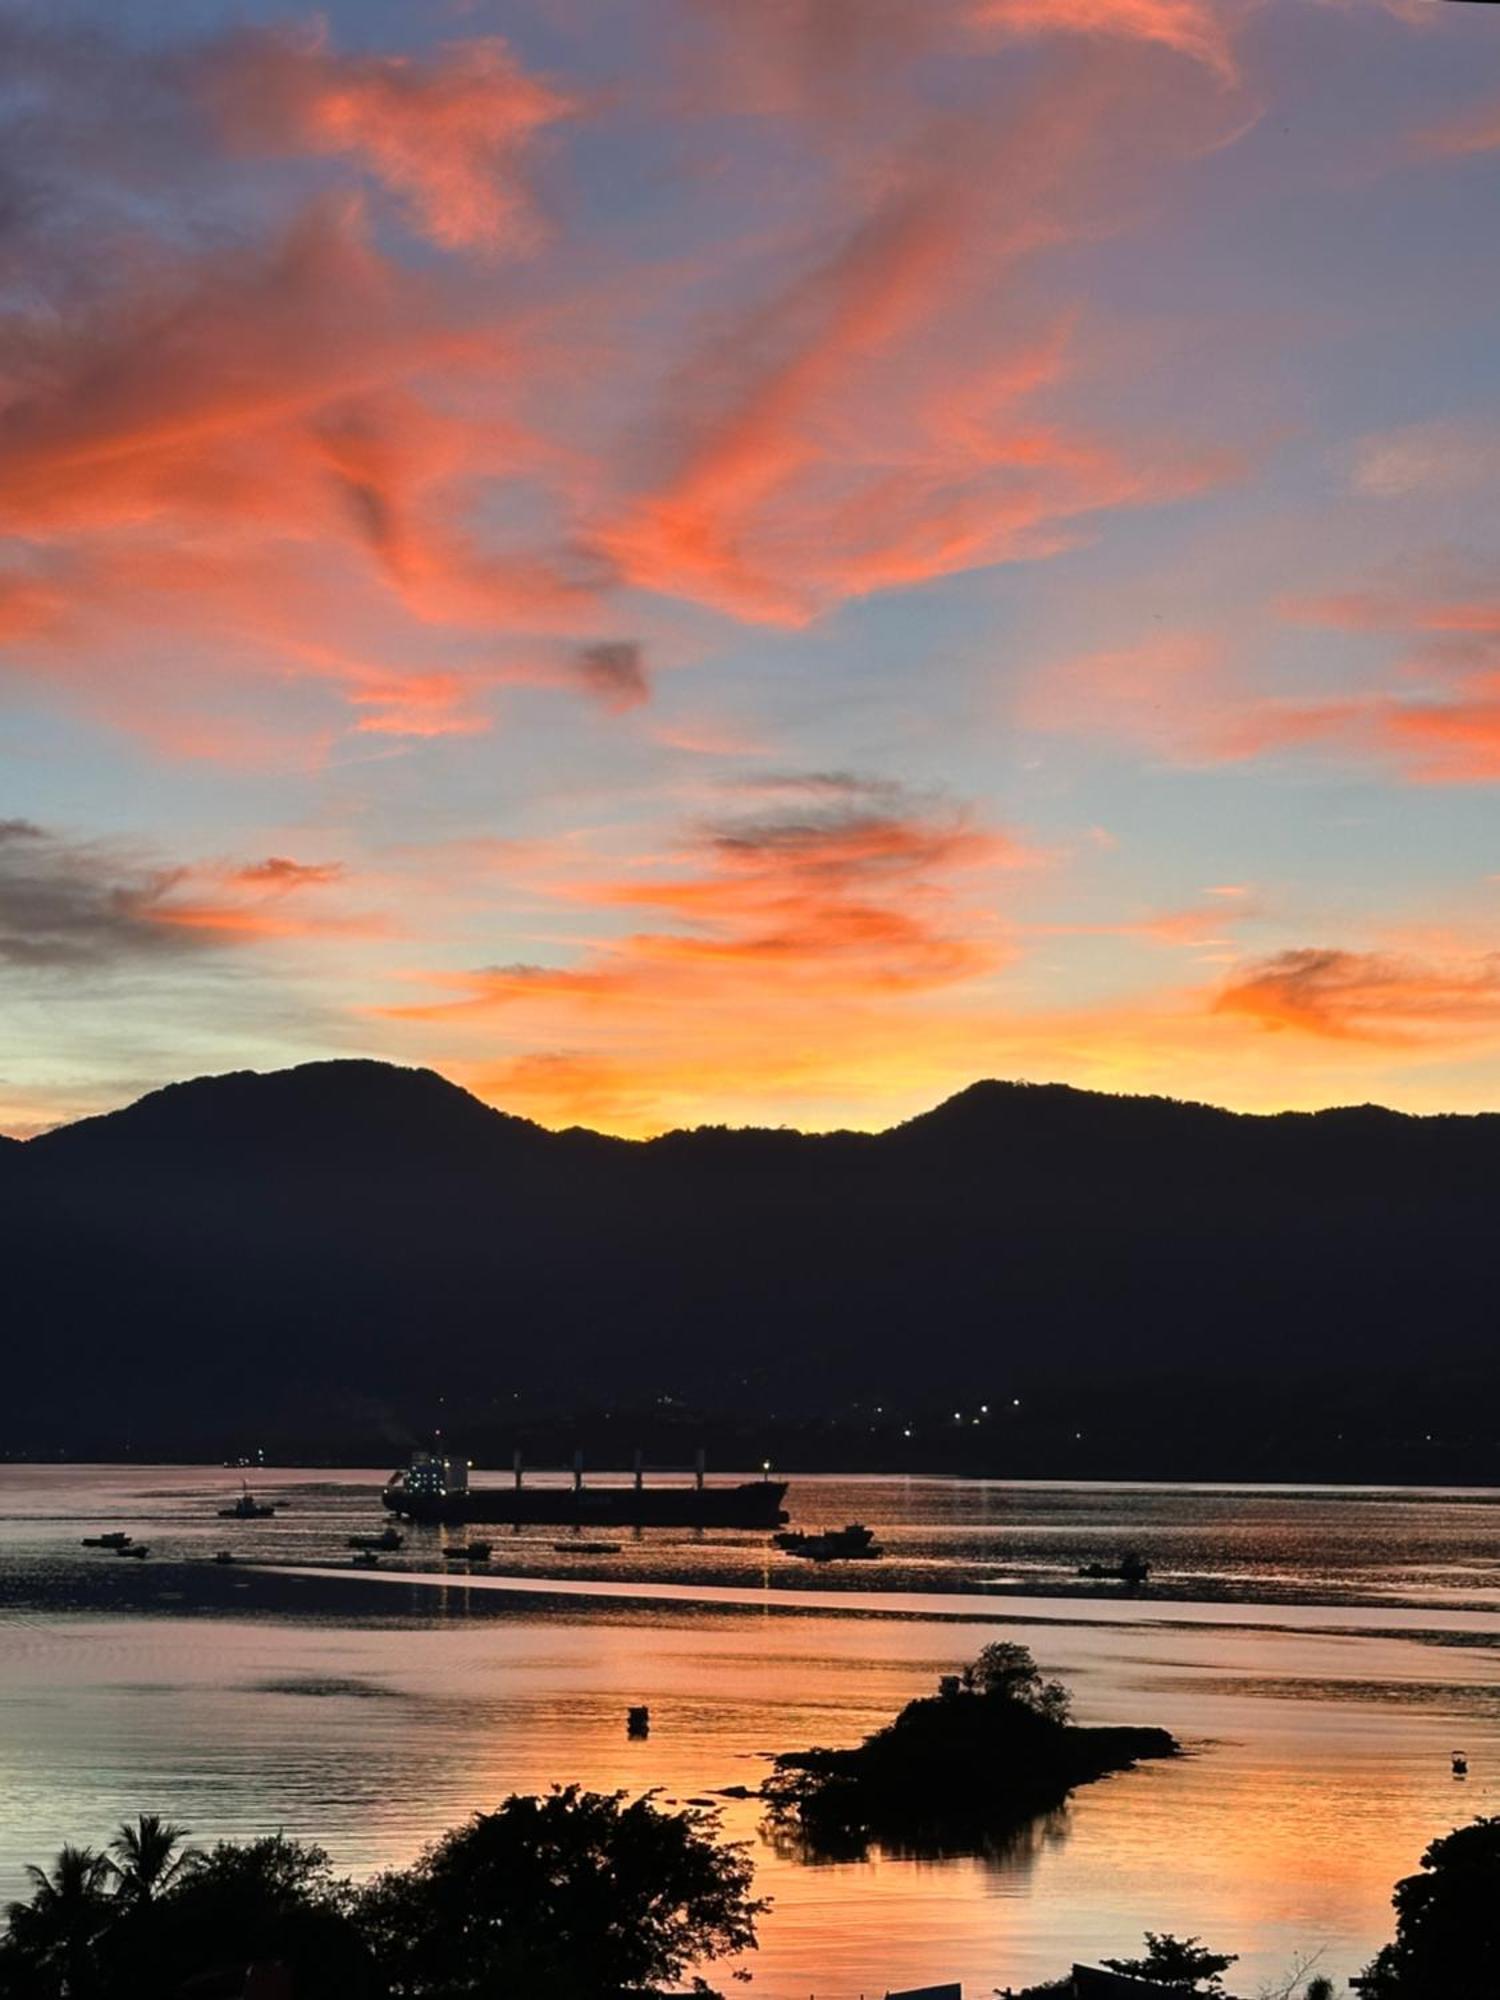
4,0,1500,1136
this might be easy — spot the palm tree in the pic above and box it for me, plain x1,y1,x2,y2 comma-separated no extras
109,1814,195,1906
3,1843,114,1984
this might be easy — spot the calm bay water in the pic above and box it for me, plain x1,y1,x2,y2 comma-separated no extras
5,1465,1500,1996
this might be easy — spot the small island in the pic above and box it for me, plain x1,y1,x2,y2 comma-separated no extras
764,1642,1179,1859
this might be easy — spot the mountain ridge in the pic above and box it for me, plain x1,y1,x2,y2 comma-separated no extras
5,1059,1498,1472
14,1056,1495,1154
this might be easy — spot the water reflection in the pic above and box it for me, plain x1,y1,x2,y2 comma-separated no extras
762,1795,1073,1874
7,1468,1500,1996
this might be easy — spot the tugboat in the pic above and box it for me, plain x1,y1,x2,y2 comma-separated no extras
1078,1551,1150,1585
774,1523,883,1562
348,1526,403,1552
219,1484,276,1520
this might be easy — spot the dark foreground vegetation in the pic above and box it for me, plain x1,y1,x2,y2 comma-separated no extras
764,1642,1178,1860
7,1781,1500,1998
1010,1816,1500,1997
0,1791,764,2000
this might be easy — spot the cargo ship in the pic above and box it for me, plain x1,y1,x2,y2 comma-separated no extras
382,1449,789,1529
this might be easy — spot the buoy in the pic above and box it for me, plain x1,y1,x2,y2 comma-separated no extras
1453,1750,1468,1777
627,1704,650,1737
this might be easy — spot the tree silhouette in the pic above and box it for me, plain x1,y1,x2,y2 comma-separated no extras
1100,1932,1238,1992
1,1845,114,1996
1359,1815,1500,1998
359,1784,766,1998
108,1816,195,1906
962,1643,1073,1723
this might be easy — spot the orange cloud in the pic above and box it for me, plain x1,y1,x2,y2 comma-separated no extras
1216,947,1500,1043
1019,631,1335,764
595,31,1247,625
1276,586,1500,783
345,671,494,741
194,29,575,251
1380,697,1500,783
135,849,376,943
1022,612,1500,786
229,857,345,889
372,778,1036,1128
600,223,1238,624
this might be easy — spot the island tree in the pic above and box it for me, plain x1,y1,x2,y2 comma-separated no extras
764,1642,1176,1861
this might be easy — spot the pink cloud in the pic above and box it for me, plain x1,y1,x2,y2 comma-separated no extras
194,29,576,252
973,0,1239,83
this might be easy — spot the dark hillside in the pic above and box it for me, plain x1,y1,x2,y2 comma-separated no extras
4,1063,1497,1470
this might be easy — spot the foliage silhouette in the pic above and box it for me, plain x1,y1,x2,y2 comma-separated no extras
359,1784,764,1997
1,1846,114,1998
108,1815,196,1907
1358,1815,1500,1999
1100,1931,1238,1991
0,1790,764,2000
962,1642,1073,1722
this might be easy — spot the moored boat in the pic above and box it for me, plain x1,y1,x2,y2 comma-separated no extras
1078,1551,1150,1584
348,1527,403,1552
774,1522,883,1562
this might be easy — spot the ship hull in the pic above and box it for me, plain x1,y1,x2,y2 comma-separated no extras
384,1479,788,1529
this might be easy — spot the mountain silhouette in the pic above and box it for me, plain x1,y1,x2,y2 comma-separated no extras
4,1061,1497,1472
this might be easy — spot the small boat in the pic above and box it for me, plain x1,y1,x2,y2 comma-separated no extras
627,1705,650,1737
774,1523,883,1562
1453,1750,1469,1777
82,1532,133,1549
348,1527,403,1552
552,1541,624,1555
219,1484,276,1520
443,1539,493,1562
352,1550,381,1568
213,1550,236,1565
118,1544,149,1559
1078,1551,1150,1585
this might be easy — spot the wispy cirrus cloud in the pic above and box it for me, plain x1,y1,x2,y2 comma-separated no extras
973,0,1240,82
1022,597,1500,786
1348,421,1500,500
0,820,360,968
1217,946,1500,1044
